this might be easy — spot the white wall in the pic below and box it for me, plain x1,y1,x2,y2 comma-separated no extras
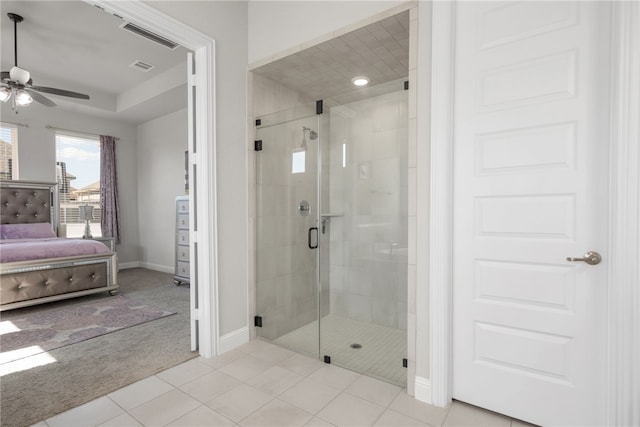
0,102,140,264
136,108,188,272
145,1,249,336
248,1,407,64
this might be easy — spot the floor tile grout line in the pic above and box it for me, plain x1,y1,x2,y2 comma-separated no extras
344,379,403,407
231,397,276,425
212,369,297,426
272,360,340,417
372,388,419,427
432,398,454,427
191,402,239,427
128,388,197,427
107,375,179,415
278,363,361,421
102,395,132,425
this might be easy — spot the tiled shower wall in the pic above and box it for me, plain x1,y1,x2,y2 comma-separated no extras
328,90,409,330
249,74,315,341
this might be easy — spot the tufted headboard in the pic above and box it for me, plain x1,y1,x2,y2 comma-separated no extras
0,181,58,230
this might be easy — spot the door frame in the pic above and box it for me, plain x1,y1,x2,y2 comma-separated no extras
427,2,640,425
90,1,219,358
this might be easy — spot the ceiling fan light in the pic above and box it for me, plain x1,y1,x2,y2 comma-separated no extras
15,89,32,106
0,87,11,102
9,66,30,85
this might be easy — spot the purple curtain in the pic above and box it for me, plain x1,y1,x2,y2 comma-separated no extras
100,135,121,243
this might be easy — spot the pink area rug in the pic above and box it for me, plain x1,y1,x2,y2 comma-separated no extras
0,295,174,364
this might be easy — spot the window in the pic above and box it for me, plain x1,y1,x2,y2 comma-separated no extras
0,124,18,180
292,149,306,174
55,133,101,238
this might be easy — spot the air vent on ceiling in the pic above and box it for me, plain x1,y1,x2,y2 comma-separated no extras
130,60,155,73
120,21,180,50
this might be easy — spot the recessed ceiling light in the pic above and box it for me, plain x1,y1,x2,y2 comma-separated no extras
351,76,369,87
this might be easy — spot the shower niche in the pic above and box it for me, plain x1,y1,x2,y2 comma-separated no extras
254,81,409,386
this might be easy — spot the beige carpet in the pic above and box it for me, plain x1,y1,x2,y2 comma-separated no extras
0,268,196,427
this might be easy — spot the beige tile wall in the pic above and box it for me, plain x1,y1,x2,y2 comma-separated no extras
248,74,315,341
254,114,320,340
328,90,409,330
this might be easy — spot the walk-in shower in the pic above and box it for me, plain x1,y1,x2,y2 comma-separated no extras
252,8,411,387
254,80,408,386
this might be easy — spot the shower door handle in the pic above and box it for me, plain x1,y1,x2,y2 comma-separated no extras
308,227,318,249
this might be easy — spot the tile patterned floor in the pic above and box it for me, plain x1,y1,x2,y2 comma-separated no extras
273,314,407,386
31,340,535,427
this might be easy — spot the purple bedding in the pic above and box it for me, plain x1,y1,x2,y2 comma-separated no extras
0,238,111,263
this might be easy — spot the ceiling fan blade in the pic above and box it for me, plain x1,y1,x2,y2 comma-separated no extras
26,89,56,107
29,85,90,100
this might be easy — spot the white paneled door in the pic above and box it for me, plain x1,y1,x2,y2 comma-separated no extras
452,2,609,426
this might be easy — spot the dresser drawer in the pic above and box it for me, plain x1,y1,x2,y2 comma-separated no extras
176,261,190,278
177,213,189,229
177,199,189,214
175,196,190,284
177,230,189,245
177,245,190,261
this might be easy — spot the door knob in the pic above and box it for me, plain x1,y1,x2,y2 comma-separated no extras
566,251,602,265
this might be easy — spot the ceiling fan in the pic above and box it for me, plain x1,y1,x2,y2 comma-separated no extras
0,12,90,109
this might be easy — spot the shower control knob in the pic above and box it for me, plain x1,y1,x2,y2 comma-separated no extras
298,200,311,216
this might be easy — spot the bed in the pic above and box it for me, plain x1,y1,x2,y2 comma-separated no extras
0,180,118,311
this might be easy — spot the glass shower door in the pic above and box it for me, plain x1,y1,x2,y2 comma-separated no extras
254,86,408,387
319,85,408,386
255,104,321,358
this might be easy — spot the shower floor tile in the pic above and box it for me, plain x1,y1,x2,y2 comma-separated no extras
272,314,407,387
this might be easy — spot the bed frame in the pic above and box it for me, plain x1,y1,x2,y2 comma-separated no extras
0,180,118,311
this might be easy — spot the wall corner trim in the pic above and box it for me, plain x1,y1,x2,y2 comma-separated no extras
607,2,640,426
414,376,432,404
218,326,249,354
429,0,456,408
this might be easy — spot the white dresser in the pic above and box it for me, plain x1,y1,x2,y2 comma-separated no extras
174,196,190,285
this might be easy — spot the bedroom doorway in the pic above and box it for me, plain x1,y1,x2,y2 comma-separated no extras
95,1,218,357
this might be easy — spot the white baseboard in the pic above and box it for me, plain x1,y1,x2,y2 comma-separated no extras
414,376,432,404
119,262,173,274
140,262,174,274
119,261,141,270
219,327,249,354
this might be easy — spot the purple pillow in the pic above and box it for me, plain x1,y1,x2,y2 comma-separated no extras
0,223,57,240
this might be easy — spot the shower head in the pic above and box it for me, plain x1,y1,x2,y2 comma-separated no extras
300,126,317,150
303,126,318,140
